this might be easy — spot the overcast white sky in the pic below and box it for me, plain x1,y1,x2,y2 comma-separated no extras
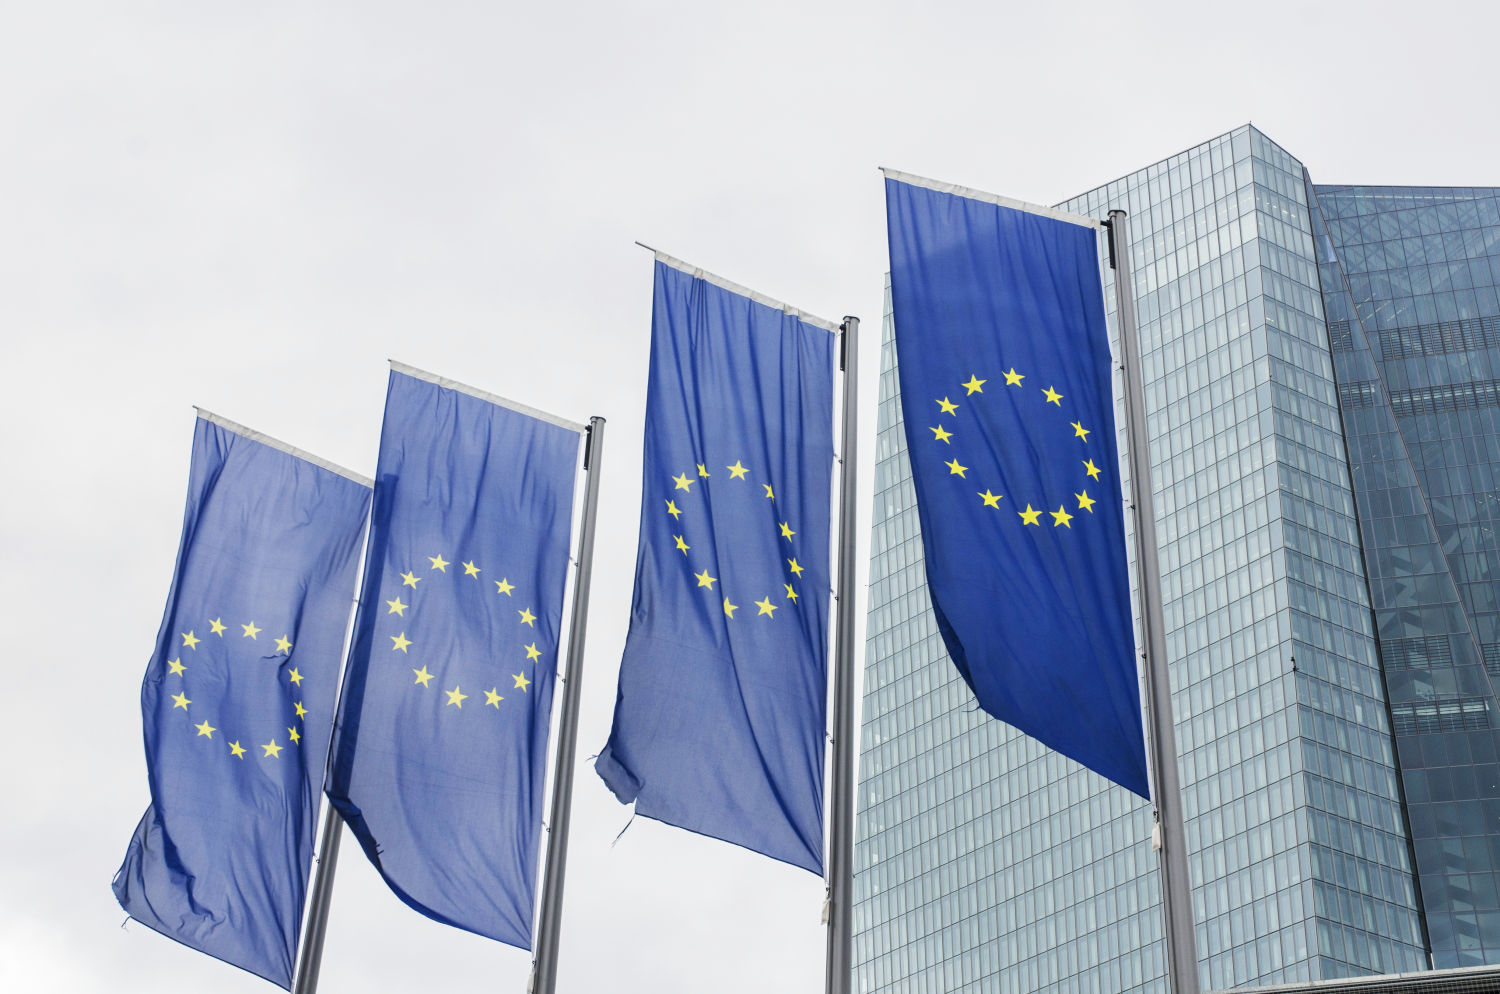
2,2,1496,992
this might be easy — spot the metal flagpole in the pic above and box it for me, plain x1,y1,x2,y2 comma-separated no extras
824,316,860,994
531,416,607,994
292,527,372,994
1107,210,1200,994
292,805,344,994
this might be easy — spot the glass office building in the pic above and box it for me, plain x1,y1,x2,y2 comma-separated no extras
851,126,1500,992
1308,181,1500,967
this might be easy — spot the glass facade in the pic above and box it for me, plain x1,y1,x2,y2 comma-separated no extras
1309,180,1500,967
854,126,1441,993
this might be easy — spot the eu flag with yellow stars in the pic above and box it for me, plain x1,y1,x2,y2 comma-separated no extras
595,253,835,873
113,411,372,989
325,362,583,948
884,171,1149,798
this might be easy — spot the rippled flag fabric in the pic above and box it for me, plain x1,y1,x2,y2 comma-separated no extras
595,256,835,873
326,363,582,948
113,412,372,989
885,172,1149,797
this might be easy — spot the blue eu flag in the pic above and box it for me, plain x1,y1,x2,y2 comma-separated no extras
596,255,836,874
113,412,372,989
884,172,1149,798
326,363,583,949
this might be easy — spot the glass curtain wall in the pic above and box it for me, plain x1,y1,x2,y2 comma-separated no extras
853,126,1427,994
1063,126,1422,984
1310,180,1500,967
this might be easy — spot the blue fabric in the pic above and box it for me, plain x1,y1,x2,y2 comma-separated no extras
595,261,835,874
113,417,371,990
326,369,580,949
885,178,1149,798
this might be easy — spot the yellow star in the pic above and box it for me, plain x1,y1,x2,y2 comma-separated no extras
1051,505,1074,528
288,668,303,685
446,686,468,708
172,692,190,710
463,560,481,577
936,397,959,415
391,632,412,652
978,490,1003,508
525,642,542,661
387,596,407,616
930,425,953,444
242,621,261,640
429,554,449,572
413,666,434,687
401,571,421,588
513,672,531,692
167,658,186,676
1071,421,1090,441
723,597,738,618
1076,491,1096,513
946,458,968,477
195,720,215,738
294,701,308,719
763,484,775,499
1042,386,1063,405
674,535,690,554
1084,459,1102,480
788,558,804,577
275,635,293,654
229,741,246,759
288,727,301,744
727,461,749,480
1018,504,1042,526
697,464,710,478
779,522,795,540
1003,368,1024,386
495,578,515,596
518,608,536,627
486,688,503,707
181,631,200,650
756,596,777,618
962,375,986,395
262,739,283,759
695,569,717,589
784,584,798,602
673,472,694,491
209,618,227,636
665,500,682,519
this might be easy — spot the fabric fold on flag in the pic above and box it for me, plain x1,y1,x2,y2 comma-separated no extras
113,411,372,990
595,256,836,874
325,364,582,949
884,173,1150,798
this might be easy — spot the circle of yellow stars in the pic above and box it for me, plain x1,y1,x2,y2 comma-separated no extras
668,459,802,619
929,369,1101,528
391,551,539,714
168,613,302,762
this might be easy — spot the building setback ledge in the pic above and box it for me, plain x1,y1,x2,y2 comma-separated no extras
1212,963,1500,994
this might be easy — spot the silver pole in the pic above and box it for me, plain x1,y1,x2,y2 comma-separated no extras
292,804,344,994
824,317,860,994
531,416,607,994
1108,210,1199,994
292,538,371,994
